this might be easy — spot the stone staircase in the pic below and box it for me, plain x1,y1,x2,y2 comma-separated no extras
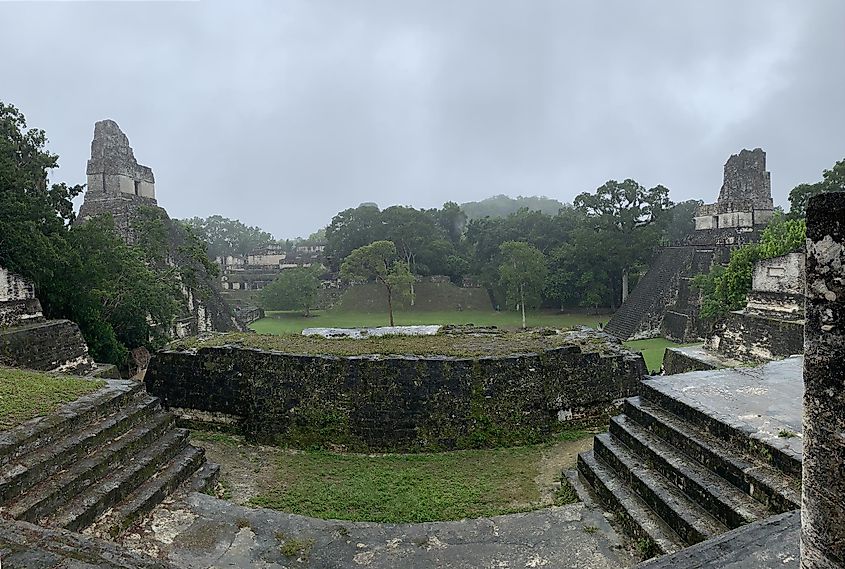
604,247,696,340
0,378,218,539
576,376,801,558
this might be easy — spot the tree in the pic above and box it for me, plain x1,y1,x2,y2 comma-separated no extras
498,241,548,329
437,201,468,244
325,203,385,270
788,158,845,217
341,241,413,326
574,180,671,306
179,215,274,258
665,199,703,244
257,267,320,316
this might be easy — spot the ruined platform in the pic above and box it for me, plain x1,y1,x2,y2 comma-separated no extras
662,345,740,375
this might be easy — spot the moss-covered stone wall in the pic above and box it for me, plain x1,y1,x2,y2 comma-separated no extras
146,336,645,451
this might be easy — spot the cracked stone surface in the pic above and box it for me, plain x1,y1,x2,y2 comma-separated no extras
644,356,804,462
122,493,636,568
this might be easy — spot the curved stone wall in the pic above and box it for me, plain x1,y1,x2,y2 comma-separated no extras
145,336,645,451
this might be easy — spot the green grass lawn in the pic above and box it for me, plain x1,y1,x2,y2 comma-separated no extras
250,309,608,335
0,367,105,430
623,338,692,373
241,430,590,523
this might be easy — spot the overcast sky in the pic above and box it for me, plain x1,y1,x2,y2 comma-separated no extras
2,1,843,239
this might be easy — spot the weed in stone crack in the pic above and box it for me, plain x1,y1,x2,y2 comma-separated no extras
235,517,250,529
553,481,578,506
582,525,598,534
635,537,659,559
277,535,315,559
778,429,798,439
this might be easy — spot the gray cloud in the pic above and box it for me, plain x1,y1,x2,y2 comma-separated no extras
2,0,843,238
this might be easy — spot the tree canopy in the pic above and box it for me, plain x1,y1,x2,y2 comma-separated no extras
788,157,845,217
498,241,548,328
180,215,274,258
258,267,320,316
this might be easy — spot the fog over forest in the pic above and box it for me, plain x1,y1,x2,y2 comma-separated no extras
1,1,844,238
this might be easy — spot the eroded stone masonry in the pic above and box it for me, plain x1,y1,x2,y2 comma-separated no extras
0,266,99,375
76,120,244,337
145,329,646,451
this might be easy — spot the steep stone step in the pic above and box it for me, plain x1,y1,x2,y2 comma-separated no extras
577,450,684,557
0,379,144,467
4,410,175,523
609,413,770,529
624,397,800,512
0,393,159,505
639,381,802,478
45,428,190,532
593,433,728,545
186,461,221,494
91,445,206,539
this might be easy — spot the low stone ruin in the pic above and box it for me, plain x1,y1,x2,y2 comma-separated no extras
145,328,646,451
707,251,804,361
0,266,98,375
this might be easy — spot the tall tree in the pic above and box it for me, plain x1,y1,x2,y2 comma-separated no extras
574,180,671,306
498,241,548,329
325,203,384,270
341,241,413,326
257,267,320,316
180,215,274,258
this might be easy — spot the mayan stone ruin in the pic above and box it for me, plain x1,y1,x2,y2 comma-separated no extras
76,120,244,337
605,148,777,343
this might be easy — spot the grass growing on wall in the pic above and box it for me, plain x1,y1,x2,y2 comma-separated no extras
0,367,105,429
246,430,591,523
623,338,692,373
250,309,608,335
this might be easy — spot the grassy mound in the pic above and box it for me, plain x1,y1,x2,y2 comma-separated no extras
0,367,105,430
172,327,621,358
250,309,608,335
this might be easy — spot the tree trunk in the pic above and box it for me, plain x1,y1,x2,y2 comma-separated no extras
520,284,526,329
407,256,415,306
387,286,394,326
622,269,629,303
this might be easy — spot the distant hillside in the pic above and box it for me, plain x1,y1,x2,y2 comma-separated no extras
460,195,567,220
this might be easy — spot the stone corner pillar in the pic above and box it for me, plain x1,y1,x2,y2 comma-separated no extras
801,191,845,569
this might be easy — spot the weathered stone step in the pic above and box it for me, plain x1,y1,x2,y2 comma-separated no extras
624,397,800,512
0,379,144,467
0,517,174,568
5,409,175,523
0,393,158,505
187,461,221,494
609,413,770,529
593,433,728,545
577,450,684,557
92,445,206,539
639,380,802,478
45,427,190,531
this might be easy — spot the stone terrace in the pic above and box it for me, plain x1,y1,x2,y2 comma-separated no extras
577,357,803,559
